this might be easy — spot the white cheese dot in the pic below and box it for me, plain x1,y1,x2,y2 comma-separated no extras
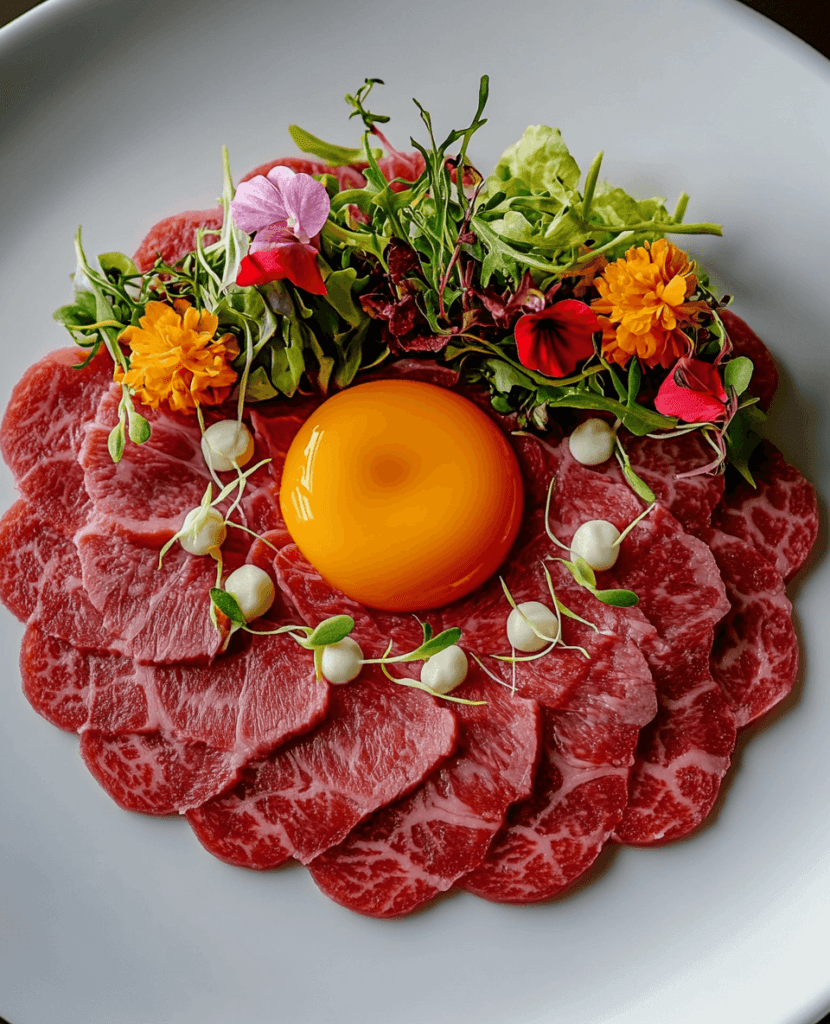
570,520,621,571
420,644,468,695
179,507,227,555
201,420,255,473
321,637,363,685
568,418,616,465
224,564,275,622
506,601,558,653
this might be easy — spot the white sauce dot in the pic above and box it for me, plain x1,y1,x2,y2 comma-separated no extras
570,520,621,571
420,645,468,695
224,564,275,622
179,507,227,556
321,637,363,685
201,420,255,473
568,418,616,465
506,601,558,653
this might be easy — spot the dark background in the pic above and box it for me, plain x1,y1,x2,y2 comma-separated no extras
0,1,827,1023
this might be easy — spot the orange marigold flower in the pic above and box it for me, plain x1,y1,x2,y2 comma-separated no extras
116,299,239,414
591,238,710,368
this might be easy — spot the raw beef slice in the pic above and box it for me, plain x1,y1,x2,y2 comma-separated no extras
186,668,457,868
309,671,540,918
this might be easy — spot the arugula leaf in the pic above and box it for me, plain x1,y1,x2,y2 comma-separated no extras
324,267,363,327
289,124,382,166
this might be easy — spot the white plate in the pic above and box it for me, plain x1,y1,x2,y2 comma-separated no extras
1,1,828,1022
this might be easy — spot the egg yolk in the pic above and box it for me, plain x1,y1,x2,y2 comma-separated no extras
279,380,524,612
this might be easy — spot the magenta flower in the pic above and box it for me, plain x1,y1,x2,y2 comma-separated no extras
231,167,330,293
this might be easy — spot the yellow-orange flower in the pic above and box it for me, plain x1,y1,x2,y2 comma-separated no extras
591,238,709,368
116,299,239,414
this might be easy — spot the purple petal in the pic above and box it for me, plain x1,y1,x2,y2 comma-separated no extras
250,222,296,253
230,176,288,234
281,173,331,239
266,165,296,190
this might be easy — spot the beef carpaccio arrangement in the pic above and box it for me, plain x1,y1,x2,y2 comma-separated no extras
0,80,818,917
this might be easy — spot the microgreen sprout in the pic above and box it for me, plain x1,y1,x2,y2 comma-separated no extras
377,644,486,706
158,456,272,569
542,474,643,608
226,610,477,702
612,500,656,547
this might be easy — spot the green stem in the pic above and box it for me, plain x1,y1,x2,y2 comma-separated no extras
581,150,603,224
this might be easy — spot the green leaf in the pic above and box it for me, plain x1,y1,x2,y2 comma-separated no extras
571,556,597,590
218,145,250,290
127,409,151,444
98,251,139,278
304,324,335,395
621,461,656,503
724,356,754,397
242,365,279,402
288,123,382,166
421,621,434,644
209,588,246,627
626,358,642,406
725,403,766,485
486,358,534,394
594,588,639,607
306,615,355,648
323,267,363,327
413,627,462,660
107,421,125,463
492,125,581,198
269,318,307,397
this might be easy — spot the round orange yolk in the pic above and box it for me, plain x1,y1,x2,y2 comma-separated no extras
279,380,525,612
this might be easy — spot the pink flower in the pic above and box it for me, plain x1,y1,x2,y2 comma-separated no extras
231,166,330,294
654,356,727,422
514,300,599,378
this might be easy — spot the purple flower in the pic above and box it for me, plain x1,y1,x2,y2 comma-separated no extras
231,166,331,294
230,166,330,245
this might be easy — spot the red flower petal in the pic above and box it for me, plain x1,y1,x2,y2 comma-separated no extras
236,245,327,295
515,300,599,378
654,357,727,422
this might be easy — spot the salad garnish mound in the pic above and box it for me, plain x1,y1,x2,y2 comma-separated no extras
0,77,817,917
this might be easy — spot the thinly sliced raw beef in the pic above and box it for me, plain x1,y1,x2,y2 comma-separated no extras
1,348,112,536
274,544,425,657
0,500,116,651
611,645,736,845
186,668,457,868
308,671,540,918
80,387,213,536
703,528,798,727
623,431,724,537
20,624,91,732
0,347,113,482
80,729,239,815
463,712,629,902
81,387,277,538
452,548,656,902
133,207,224,272
545,447,736,844
712,441,818,583
75,628,329,814
75,518,246,664
146,630,329,761
720,309,778,412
